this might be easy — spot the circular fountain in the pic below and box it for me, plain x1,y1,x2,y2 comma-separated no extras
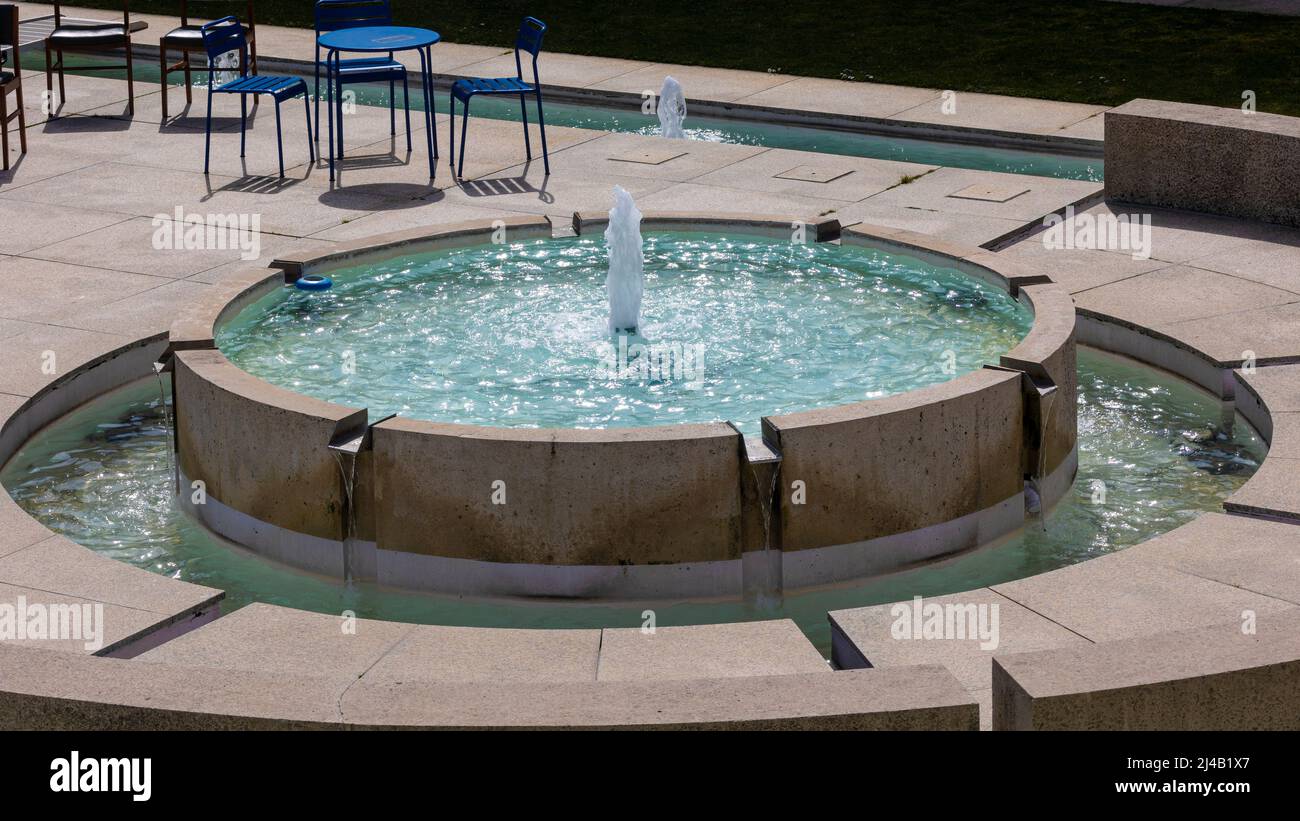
159,199,1078,601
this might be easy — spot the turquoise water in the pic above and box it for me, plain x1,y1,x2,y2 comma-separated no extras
218,233,1032,435
0,347,1264,656
41,48,1104,180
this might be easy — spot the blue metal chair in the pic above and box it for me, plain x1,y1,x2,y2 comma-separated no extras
449,16,550,179
314,0,410,152
201,17,313,178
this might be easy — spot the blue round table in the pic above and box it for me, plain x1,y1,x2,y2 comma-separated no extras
317,26,441,182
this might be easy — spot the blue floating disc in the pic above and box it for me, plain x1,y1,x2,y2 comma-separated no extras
295,274,333,291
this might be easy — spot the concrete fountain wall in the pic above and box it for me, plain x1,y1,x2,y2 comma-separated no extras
164,216,1077,599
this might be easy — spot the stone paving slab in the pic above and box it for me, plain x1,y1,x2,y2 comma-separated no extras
691,148,935,203
1130,512,1300,602
630,180,848,225
0,492,54,558
0,254,166,324
1071,264,1300,329
0,323,131,397
829,589,1088,692
992,548,1293,643
342,665,975,730
0,642,352,728
1161,302,1300,365
734,77,941,120
538,130,766,184
853,166,1101,224
139,602,413,677
1223,457,1300,522
597,620,828,682
993,607,1300,731
837,201,1029,248
1185,237,1300,295
0,535,221,617
366,623,602,684
0,200,127,255
888,91,1108,137
0,641,979,729
997,235,1170,293
60,279,214,337
0,580,175,655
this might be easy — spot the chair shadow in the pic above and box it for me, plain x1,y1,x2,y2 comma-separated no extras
457,163,553,204
203,168,305,199
158,103,245,132
40,112,132,133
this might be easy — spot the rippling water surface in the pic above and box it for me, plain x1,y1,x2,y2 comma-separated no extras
1,348,1262,655
218,234,1032,435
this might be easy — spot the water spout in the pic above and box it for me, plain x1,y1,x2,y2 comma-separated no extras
658,76,687,139
151,361,178,493
605,186,645,334
1025,377,1059,531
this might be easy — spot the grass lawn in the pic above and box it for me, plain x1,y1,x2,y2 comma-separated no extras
64,0,1300,116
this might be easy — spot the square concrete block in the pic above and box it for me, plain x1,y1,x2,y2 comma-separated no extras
597,619,827,681
947,183,1030,203
609,147,689,166
774,165,855,184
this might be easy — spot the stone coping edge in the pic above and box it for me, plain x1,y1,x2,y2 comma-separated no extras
992,608,1300,730
0,643,978,730
572,211,842,242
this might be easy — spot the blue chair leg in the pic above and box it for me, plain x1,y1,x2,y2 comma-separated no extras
338,79,348,159
303,92,315,163
457,95,470,179
536,89,550,175
403,72,411,153
389,78,396,136
519,92,532,160
313,58,321,143
239,93,247,158
203,88,214,175
327,52,335,181
419,46,436,172
447,93,455,171
274,98,285,178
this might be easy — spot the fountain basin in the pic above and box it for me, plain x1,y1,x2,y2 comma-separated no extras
164,215,1077,599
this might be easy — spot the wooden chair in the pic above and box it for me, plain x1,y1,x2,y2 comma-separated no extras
0,4,27,170
44,0,148,117
161,0,258,120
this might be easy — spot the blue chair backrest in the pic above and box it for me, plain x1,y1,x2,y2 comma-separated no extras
315,0,392,34
200,16,249,73
514,17,546,81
